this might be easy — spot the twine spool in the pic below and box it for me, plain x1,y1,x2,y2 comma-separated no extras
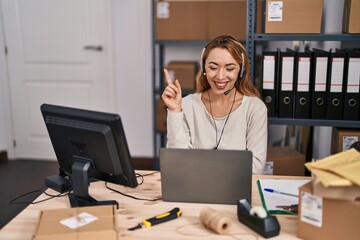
199,207,232,235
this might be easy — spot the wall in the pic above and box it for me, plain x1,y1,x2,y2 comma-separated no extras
0,1,154,158
113,0,153,157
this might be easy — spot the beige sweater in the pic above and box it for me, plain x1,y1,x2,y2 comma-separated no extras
166,93,268,174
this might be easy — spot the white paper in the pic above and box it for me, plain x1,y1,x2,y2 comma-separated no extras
60,212,98,230
330,58,344,93
297,57,310,92
314,57,328,92
347,58,360,93
268,1,283,22
281,57,294,91
258,179,311,212
157,2,170,19
263,55,275,90
300,192,323,228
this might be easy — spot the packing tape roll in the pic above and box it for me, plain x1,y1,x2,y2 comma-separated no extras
199,207,232,235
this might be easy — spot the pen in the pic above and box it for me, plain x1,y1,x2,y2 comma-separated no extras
264,188,298,197
128,207,182,231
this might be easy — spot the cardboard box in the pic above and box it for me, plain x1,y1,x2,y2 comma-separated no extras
207,1,247,40
156,97,167,132
156,0,263,40
298,181,360,240
343,0,360,33
331,127,360,154
265,0,323,33
313,178,360,201
155,1,207,40
33,205,117,240
166,61,199,91
265,147,305,176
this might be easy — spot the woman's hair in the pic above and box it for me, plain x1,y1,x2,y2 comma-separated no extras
196,35,260,98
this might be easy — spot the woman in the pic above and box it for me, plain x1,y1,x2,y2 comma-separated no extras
161,35,267,174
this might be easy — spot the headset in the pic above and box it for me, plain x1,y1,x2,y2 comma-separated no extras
200,39,245,95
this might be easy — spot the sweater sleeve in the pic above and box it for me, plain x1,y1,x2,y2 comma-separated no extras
166,110,191,148
246,98,268,174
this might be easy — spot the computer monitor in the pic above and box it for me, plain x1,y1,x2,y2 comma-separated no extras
41,103,138,208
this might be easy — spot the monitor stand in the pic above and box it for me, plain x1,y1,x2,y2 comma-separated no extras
69,156,119,209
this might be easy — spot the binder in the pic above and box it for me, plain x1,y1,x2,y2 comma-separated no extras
343,49,360,120
294,51,312,119
262,50,279,117
278,49,296,118
310,48,329,119
326,50,346,120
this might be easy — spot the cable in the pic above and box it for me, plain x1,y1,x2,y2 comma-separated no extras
9,189,71,205
105,182,162,201
106,171,161,201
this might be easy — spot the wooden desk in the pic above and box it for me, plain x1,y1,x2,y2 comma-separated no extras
0,171,308,239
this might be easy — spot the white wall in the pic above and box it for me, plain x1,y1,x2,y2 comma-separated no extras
113,0,153,157
0,5,13,155
0,1,154,158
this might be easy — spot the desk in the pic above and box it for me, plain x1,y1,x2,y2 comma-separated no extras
0,171,309,239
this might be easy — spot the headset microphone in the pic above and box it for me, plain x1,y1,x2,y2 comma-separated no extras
224,86,235,95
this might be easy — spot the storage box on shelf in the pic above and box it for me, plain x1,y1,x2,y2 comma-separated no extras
265,0,323,33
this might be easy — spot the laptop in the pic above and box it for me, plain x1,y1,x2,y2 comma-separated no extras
159,148,253,205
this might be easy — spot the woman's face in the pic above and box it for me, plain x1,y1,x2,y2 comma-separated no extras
204,48,240,95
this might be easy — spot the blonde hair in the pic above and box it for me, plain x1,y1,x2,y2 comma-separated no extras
196,35,260,98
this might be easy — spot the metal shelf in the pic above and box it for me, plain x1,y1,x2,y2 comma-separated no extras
269,118,360,128
254,33,360,42
247,0,360,129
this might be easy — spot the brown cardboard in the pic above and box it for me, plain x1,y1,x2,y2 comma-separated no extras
266,147,305,176
156,97,167,133
331,127,360,154
298,181,360,240
166,61,199,91
156,0,263,41
313,178,360,201
207,1,247,40
33,205,117,240
155,1,207,40
265,0,323,33
343,0,360,33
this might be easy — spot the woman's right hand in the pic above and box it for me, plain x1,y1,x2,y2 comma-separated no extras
161,69,182,112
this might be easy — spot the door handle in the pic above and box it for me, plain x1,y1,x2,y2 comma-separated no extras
84,45,103,51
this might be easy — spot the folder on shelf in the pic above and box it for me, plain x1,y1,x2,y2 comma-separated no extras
326,49,346,120
294,51,312,119
343,49,360,121
262,50,279,117
278,49,296,118
310,48,330,119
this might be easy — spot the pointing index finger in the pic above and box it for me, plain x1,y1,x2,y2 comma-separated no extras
163,69,173,85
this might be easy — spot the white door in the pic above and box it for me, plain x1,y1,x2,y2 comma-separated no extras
1,0,115,160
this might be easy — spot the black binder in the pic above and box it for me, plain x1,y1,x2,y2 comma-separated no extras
343,49,360,120
261,50,279,117
294,51,312,119
310,49,329,119
278,49,296,118
326,49,346,120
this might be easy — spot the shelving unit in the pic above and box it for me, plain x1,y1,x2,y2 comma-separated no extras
246,0,360,129
152,0,360,167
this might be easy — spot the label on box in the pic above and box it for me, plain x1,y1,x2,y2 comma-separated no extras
157,2,169,19
263,161,274,175
342,136,359,151
60,212,98,229
300,192,323,228
268,1,283,22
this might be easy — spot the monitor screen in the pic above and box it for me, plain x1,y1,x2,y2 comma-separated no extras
41,103,138,208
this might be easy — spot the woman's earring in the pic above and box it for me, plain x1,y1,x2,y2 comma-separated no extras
203,72,206,75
